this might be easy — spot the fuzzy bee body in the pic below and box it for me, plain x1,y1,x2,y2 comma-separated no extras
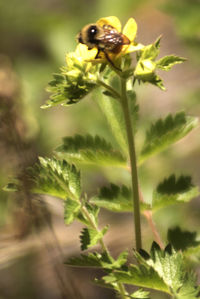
78,23,130,58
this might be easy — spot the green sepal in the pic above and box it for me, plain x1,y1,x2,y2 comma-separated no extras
43,52,98,109
139,112,198,165
56,134,126,168
152,174,199,211
80,226,109,251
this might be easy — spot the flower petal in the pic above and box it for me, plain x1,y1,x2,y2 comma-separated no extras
122,43,144,55
97,16,121,32
75,44,98,60
122,18,137,42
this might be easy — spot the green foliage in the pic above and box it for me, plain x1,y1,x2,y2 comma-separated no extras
43,58,98,108
156,55,186,71
29,157,81,200
76,203,100,228
152,174,199,211
168,227,200,252
139,112,198,165
134,37,186,89
110,242,200,298
66,250,128,270
56,134,126,168
64,198,81,225
105,263,168,293
80,226,109,250
96,89,138,156
91,183,151,212
130,289,150,299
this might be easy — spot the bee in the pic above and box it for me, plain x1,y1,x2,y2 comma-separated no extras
77,23,130,70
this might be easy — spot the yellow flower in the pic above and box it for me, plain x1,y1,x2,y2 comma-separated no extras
75,16,143,64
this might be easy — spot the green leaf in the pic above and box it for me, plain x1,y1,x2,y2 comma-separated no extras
80,226,109,251
130,289,150,299
168,227,200,251
105,264,168,293
66,250,128,270
91,183,151,213
94,278,119,291
139,112,198,165
156,55,186,71
152,174,199,211
111,242,200,298
96,90,138,157
65,252,106,268
64,198,81,225
29,157,81,200
56,134,126,168
146,242,200,298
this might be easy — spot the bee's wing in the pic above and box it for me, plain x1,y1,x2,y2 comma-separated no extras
98,31,130,46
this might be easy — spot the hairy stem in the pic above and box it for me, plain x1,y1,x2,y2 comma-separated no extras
139,188,164,249
120,77,142,251
97,79,121,100
80,205,127,299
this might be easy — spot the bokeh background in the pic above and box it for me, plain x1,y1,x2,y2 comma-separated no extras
0,0,200,298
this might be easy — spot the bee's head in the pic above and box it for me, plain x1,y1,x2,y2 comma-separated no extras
77,32,83,44
77,24,102,48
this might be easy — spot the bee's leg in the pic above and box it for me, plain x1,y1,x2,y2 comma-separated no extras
95,48,101,59
103,51,122,72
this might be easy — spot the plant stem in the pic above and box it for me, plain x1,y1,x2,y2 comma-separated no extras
97,79,121,100
120,77,142,251
81,205,127,299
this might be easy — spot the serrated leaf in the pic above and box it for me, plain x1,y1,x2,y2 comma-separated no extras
65,252,105,268
146,242,200,298
168,227,200,252
64,198,81,225
80,226,109,251
106,264,168,293
91,183,151,213
29,157,81,200
152,175,199,211
112,242,200,297
56,134,126,168
66,250,127,271
156,55,186,71
139,112,198,165
96,89,138,157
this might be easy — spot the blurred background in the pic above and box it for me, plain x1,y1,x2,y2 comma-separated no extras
0,0,200,298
